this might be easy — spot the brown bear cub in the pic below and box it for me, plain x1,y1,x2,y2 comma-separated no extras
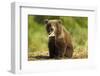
44,19,73,59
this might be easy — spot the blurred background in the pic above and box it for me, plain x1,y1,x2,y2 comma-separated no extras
28,15,88,60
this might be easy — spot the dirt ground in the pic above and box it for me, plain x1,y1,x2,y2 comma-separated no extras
28,49,88,61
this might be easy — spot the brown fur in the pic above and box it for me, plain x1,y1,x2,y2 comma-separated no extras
44,19,73,59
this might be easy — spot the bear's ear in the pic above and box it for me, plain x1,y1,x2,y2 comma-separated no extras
44,19,48,24
58,20,62,24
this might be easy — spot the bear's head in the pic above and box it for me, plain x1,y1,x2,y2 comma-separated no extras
44,19,62,38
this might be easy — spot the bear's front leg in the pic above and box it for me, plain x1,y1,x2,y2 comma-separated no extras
48,37,55,58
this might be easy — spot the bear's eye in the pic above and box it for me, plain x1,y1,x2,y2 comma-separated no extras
47,23,51,26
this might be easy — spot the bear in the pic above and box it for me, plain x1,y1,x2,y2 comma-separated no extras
44,19,73,59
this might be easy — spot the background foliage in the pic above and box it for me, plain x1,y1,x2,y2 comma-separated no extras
28,15,88,60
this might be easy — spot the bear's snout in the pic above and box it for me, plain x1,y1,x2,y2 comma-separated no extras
48,31,55,37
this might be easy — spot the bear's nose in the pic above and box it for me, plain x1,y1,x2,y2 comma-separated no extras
49,32,55,37
49,32,52,35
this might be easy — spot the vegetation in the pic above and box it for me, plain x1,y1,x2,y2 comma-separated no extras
28,15,88,61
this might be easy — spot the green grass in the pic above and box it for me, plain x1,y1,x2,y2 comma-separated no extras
28,15,88,61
